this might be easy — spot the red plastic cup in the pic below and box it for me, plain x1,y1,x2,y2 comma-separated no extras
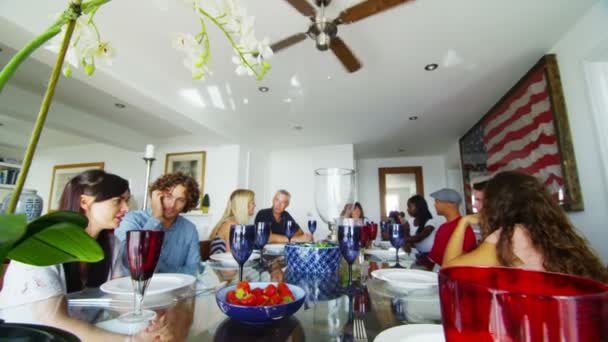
439,266,608,342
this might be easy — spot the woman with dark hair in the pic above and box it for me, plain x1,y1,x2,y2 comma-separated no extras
0,170,164,340
351,202,365,220
443,171,608,283
404,195,435,255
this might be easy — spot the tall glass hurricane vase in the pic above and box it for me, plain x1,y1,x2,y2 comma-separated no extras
314,168,355,241
230,224,255,282
121,230,164,322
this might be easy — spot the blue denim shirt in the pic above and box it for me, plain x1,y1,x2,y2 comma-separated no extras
114,209,200,276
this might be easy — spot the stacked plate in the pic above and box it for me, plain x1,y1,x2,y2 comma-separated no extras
263,244,285,255
371,269,437,292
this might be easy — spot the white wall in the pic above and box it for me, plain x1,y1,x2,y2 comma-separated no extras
0,146,24,161
550,0,608,261
269,144,355,238
357,155,448,228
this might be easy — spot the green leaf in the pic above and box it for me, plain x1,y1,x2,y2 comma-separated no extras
0,214,27,263
8,222,103,266
17,211,88,246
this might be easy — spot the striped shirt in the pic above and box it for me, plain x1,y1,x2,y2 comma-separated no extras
210,237,226,255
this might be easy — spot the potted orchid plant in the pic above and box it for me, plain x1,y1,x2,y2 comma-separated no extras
0,0,272,267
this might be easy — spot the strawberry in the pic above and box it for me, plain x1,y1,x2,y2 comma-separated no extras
252,287,264,297
254,295,266,306
277,282,293,298
270,294,282,305
226,290,238,304
240,293,256,306
263,284,277,297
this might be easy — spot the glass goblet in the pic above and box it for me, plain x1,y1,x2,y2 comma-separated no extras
121,230,164,323
308,219,317,241
254,222,271,262
388,223,406,268
285,220,297,244
338,219,362,289
229,224,255,282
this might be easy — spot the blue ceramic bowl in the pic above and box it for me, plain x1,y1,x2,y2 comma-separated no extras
285,271,341,302
284,242,341,275
215,282,305,325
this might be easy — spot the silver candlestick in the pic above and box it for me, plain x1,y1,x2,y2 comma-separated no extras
142,157,155,209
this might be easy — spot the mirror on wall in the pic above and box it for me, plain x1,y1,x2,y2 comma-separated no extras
378,166,424,219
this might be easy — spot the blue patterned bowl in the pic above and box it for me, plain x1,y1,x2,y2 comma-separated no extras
285,271,341,302
215,282,305,325
285,242,341,275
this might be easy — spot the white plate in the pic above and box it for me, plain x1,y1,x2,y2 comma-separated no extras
209,252,260,265
263,244,285,255
100,273,196,296
374,324,444,342
364,248,407,259
371,269,437,290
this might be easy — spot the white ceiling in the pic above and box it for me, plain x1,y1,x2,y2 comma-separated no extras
0,0,598,157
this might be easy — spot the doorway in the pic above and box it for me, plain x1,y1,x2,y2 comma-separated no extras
378,166,424,219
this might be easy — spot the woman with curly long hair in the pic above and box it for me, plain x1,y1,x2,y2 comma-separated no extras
443,171,608,283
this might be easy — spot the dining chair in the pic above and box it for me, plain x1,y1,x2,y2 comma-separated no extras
199,240,211,261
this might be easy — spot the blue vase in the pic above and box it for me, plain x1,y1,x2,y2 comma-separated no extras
2,189,43,222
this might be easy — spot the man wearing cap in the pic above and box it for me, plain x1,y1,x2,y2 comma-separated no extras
427,188,477,267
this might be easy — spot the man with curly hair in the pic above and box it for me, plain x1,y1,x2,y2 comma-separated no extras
115,173,201,275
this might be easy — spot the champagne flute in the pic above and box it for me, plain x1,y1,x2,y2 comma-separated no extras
308,219,317,241
285,220,296,244
120,230,164,322
388,223,406,268
338,218,362,290
230,224,255,282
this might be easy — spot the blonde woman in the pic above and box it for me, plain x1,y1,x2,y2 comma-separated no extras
209,189,256,255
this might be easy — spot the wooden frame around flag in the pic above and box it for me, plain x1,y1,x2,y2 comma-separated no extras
459,54,583,213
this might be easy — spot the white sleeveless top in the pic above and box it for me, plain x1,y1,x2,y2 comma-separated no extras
409,221,436,253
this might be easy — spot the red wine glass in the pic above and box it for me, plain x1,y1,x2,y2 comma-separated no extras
121,230,164,322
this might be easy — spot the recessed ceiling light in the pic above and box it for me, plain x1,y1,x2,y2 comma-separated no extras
292,125,303,131
284,98,292,103
243,98,249,104
258,86,269,93
327,76,332,80
114,103,126,108
424,63,438,71
409,116,418,121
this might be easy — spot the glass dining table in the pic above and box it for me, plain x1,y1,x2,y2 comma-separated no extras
0,250,442,341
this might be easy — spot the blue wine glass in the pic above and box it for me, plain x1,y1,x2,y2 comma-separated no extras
229,224,255,281
338,219,362,288
380,221,389,241
308,219,317,241
285,220,297,244
254,222,271,262
388,223,406,268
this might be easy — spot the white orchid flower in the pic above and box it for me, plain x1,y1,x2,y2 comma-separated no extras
172,33,198,52
256,37,273,60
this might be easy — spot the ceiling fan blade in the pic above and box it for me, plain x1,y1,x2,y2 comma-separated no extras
283,0,316,17
330,37,361,73
337,0,413,24
270,33,308,53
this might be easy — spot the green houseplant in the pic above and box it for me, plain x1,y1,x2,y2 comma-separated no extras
0,0,271,266
201,193,210,214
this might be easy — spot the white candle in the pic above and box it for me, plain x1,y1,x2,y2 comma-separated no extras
145,144,155,159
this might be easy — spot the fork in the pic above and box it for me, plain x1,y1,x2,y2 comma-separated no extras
353,318,368,341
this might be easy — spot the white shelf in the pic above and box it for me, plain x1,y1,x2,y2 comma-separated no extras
0,162,21,169
183,211,211,217
0,184,16,189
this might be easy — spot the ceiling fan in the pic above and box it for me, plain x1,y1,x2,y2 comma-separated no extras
271,0,414,73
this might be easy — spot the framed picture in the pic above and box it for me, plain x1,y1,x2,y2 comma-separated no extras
460,54,583,213
164,151,206,196
48,162,105,212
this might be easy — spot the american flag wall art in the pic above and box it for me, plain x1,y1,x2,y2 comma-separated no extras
459,55,583,213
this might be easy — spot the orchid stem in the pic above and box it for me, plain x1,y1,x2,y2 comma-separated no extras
5,1,82,214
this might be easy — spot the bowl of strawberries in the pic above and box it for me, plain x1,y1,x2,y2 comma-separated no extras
215,281,306,325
